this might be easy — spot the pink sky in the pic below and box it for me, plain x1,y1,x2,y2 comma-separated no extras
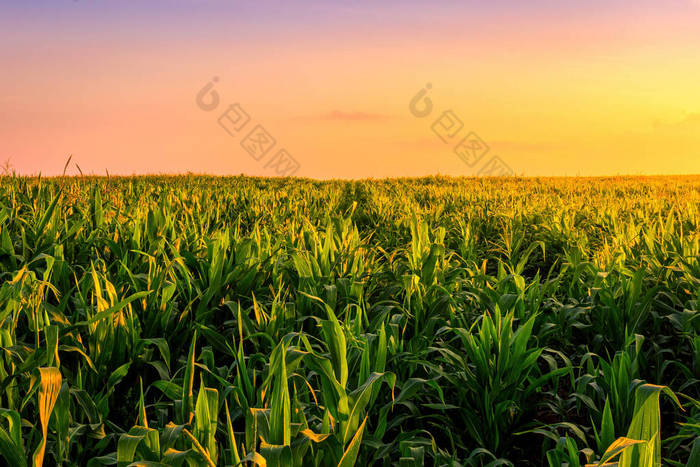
2,0,700,177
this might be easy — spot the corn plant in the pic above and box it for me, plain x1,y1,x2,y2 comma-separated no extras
0,174,698,465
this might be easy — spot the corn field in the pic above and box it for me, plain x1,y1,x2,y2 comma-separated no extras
0,174,698,466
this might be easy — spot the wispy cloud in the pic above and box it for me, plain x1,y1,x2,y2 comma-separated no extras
317,111,393,122
681,112,700,123
490,140,559,152
653,111,700,130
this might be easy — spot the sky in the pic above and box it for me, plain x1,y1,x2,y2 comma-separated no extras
2,0,700,178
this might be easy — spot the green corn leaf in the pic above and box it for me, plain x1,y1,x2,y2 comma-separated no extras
260,442,293,467
92,186,104,229
268,343,291,447
686,438,700,467
599,397,615,453
0,409,26,467
35,191,61,236
138,377,148,428
619,384,682,467
338,415,368,467
0,409,23,452
85,291,152,325
565,436,581,467
182,428,216,467
321,304,348,388
160,422,186,452
141,338,171,372
181,331,197,425
224,400,241,466
45,325,59,368
194,376,219,463
153,381,181,401
70,389,101,425
343,372,395,445
117,432,146,467
594,437,645,466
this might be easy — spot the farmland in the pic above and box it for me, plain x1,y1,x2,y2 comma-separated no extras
0,175,698,466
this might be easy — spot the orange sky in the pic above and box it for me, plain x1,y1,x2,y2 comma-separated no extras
2,1,699,177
